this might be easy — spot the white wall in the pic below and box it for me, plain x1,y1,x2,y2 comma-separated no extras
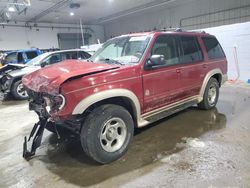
203,22,250,82
103,0,250,81
0,23,105,50
103,0,250,39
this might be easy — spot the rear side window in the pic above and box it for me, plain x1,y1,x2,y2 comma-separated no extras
26,51,38,59
202,37,225,59
180,36,203,63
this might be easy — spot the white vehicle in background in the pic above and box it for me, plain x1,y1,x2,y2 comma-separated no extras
0,49,91,100
81,43,103,55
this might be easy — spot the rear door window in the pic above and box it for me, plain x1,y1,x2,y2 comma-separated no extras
202,37,225,59
44,53,62,65
26,51,38,59
180,36,203,64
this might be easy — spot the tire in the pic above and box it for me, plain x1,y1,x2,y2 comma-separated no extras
81,104,134,164
11,80,28,100
198,77,219,110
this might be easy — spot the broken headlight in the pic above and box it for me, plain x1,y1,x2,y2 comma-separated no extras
43,94,65,114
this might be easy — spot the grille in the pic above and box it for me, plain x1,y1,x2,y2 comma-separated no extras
26,88,44,104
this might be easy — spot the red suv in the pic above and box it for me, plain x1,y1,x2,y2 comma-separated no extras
22,29,227,164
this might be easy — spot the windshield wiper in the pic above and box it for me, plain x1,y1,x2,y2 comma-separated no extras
104,58,123,65
86,59,94,63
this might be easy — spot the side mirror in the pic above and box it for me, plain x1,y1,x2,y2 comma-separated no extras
40,62,46,68
146,55,165,69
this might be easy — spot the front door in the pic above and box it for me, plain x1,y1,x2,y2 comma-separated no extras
142,34,182,113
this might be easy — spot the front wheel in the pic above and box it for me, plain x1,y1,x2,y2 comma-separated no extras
198,77,219,110
80,104,134,164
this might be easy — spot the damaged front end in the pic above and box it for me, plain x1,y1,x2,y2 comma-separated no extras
0,64,26,97
22,60,119,160
23,89,66,160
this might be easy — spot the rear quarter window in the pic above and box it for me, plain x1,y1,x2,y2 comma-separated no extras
202,37,225,59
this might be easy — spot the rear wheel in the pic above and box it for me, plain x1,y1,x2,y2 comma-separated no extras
80,104,134,164
198,77,219,110
11,80,28,100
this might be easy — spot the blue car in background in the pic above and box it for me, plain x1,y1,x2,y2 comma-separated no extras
1,49,42,65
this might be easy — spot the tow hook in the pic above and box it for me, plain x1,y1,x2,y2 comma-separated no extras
23,118,47,160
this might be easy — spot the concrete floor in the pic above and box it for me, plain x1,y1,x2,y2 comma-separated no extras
0,83,250,188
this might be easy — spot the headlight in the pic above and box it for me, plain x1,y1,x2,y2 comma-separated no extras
54,94,65,110
43,94,65,114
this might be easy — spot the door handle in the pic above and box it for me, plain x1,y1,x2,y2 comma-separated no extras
176,68,181,73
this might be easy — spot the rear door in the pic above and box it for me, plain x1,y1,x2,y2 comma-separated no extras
201,36,227,75
178,35,204,99
142,34,182,113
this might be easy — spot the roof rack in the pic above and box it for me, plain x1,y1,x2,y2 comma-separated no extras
190,30,206,34
159,28,183,32
159,28,206,34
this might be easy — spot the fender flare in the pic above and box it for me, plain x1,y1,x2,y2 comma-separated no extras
199,68,222,99
72,88,141,120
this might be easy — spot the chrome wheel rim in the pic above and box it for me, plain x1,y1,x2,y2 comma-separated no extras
100,117,127,153
16,82,28,98
208,84,217,105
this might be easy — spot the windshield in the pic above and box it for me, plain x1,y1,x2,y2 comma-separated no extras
26,53,50,66
89,35,150,65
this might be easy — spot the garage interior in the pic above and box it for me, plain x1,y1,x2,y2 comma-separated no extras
0,0,250,187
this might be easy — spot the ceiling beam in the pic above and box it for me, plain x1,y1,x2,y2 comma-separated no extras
89,0,178,24
27,0,71,23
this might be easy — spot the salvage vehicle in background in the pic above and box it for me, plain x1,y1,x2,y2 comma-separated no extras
0,49,91,100
81,43,103,55
1,49,42,65
22,29,228,164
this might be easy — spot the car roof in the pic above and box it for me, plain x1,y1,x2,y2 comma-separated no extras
116,28,214,38
44,49,90,56
6,49,40,54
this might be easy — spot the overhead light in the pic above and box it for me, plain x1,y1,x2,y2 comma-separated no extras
70,12,74,16
70,3,80,9
8,6,16,12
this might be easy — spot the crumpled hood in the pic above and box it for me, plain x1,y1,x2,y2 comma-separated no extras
22,60,119,95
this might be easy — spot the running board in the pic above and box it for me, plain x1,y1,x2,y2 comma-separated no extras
138,96,200,127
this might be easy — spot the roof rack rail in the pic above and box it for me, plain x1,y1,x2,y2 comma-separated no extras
159,28,183,32
191,30,206,34
159,28,206,34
